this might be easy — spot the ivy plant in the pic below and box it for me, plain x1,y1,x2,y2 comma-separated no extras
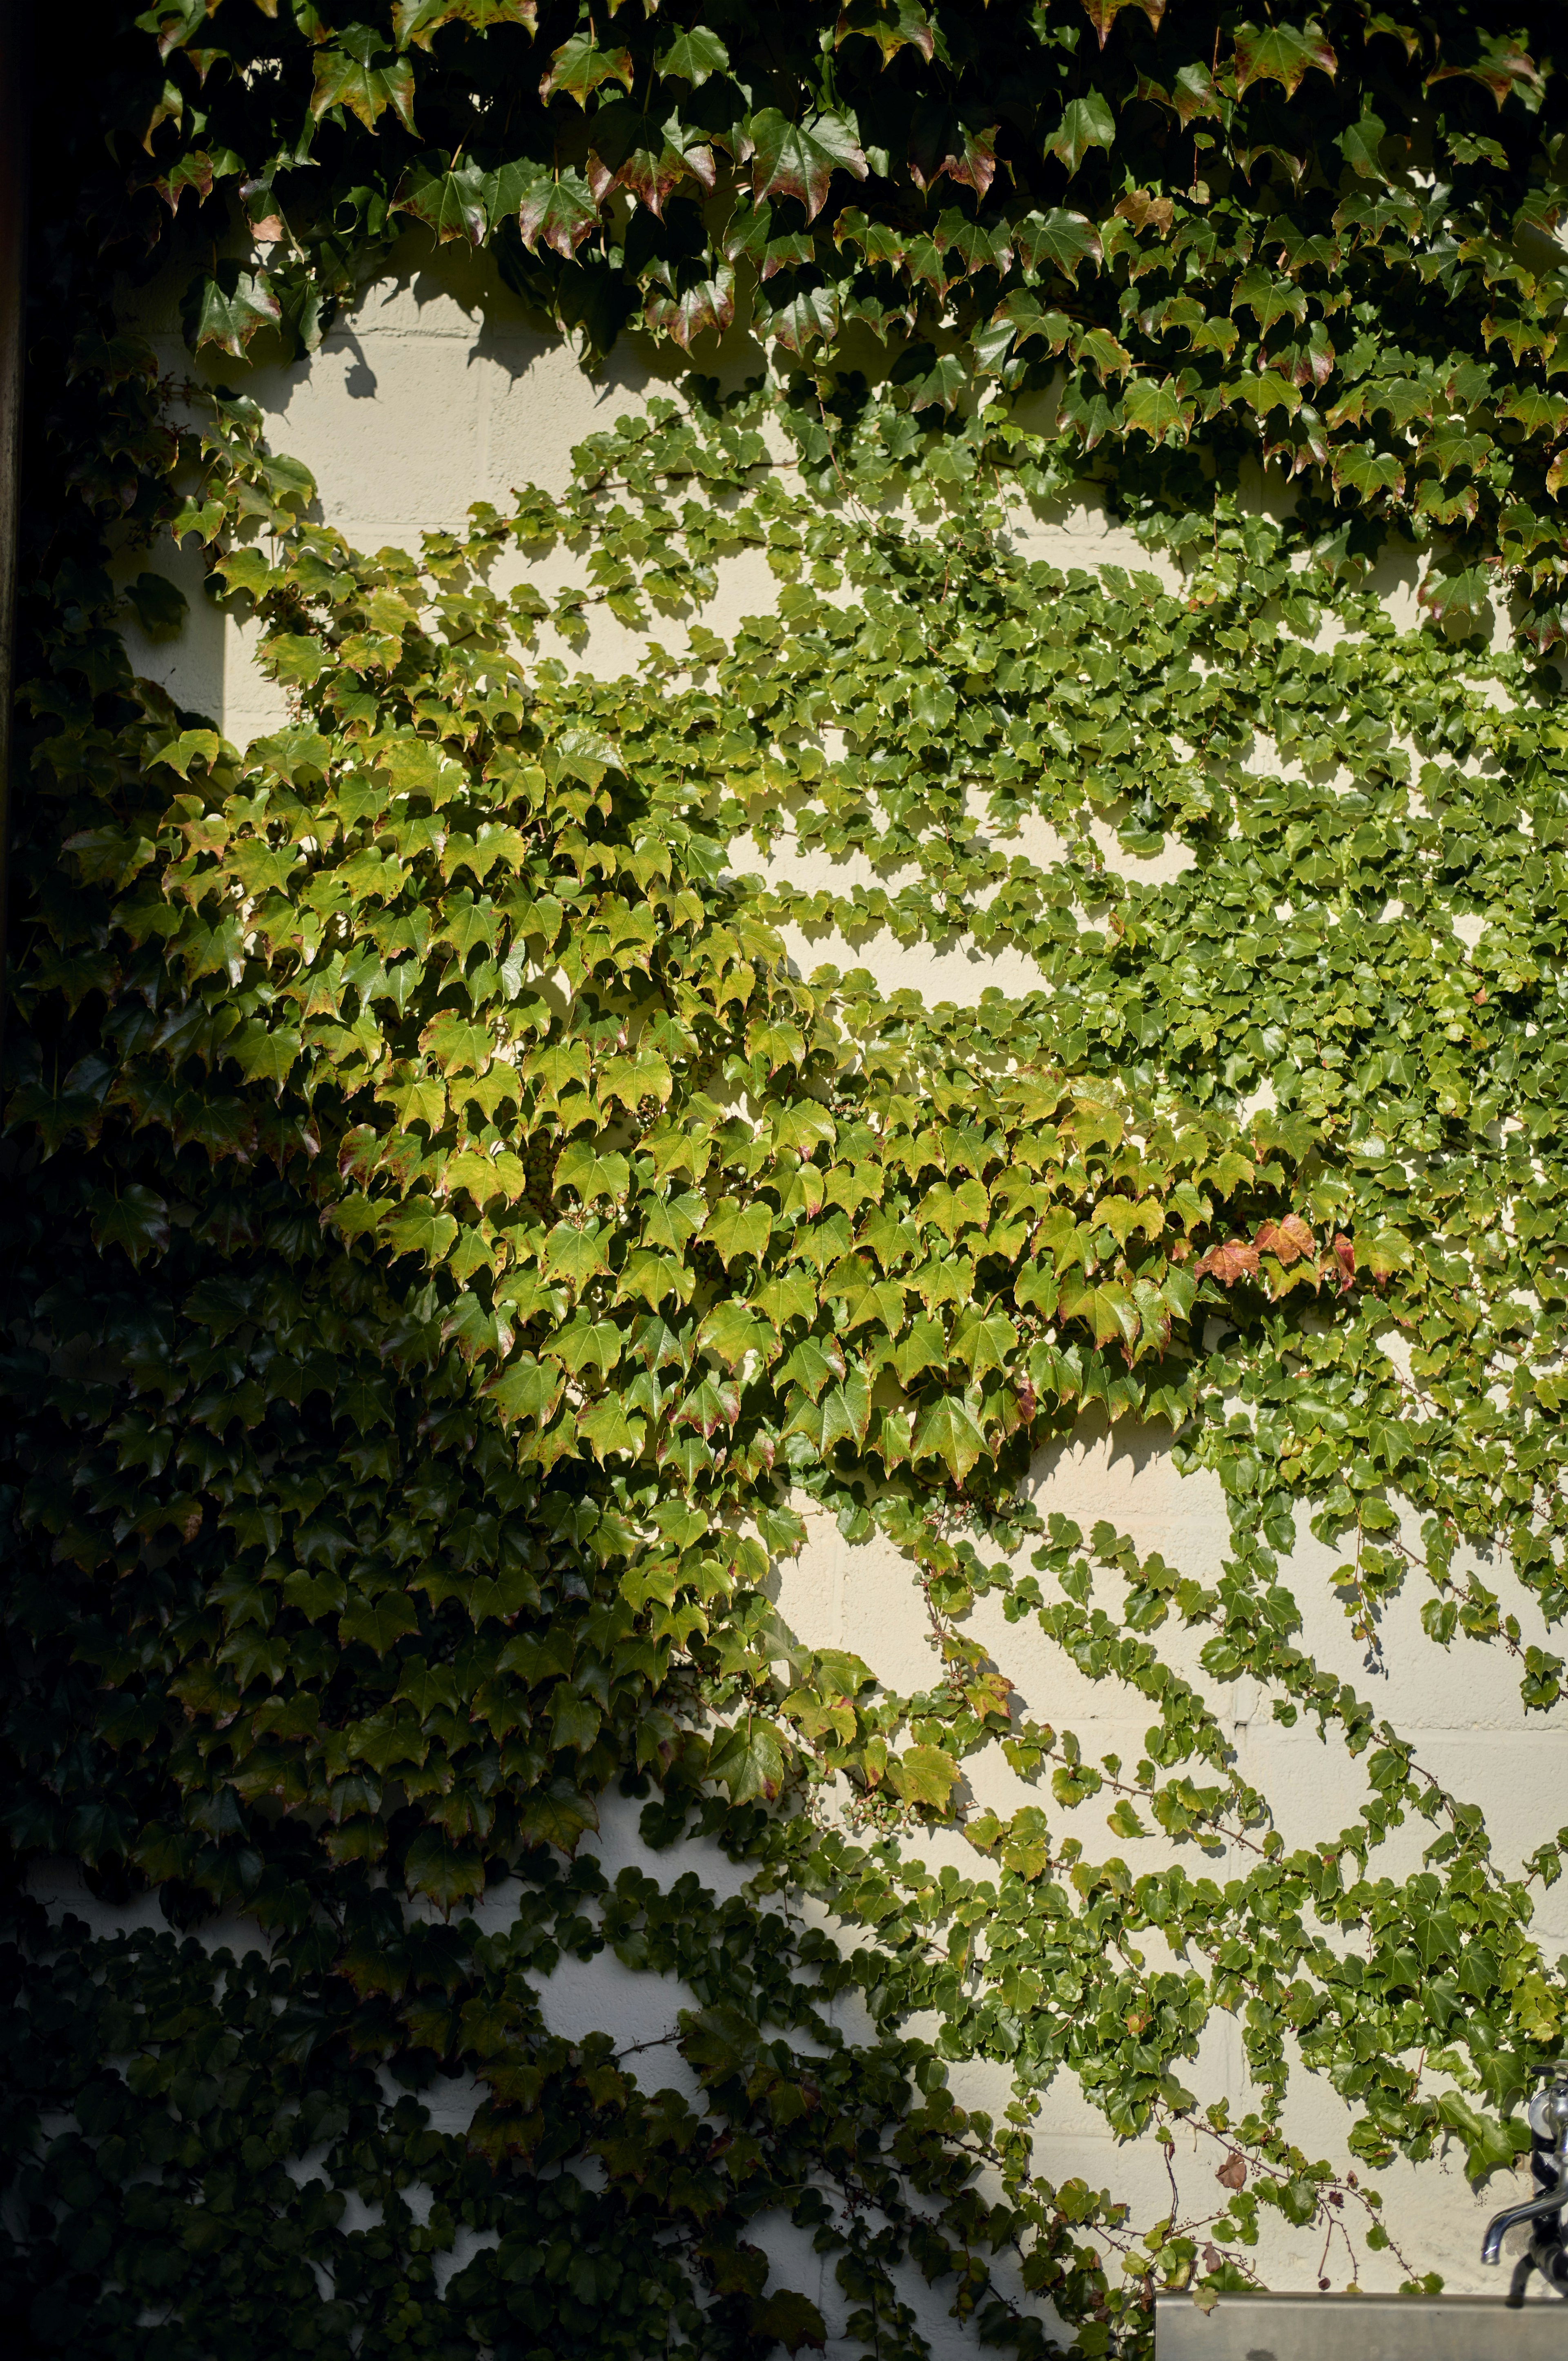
6,6,1568,2359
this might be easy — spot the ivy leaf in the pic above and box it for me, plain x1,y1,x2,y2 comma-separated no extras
548,1684,602,1752
121,569,185,645
392,155,492,245
542,1222,611,1290
1255,1214,1315,1265
63,823,156,886
1121,376,1192,444
339,1592,419,1653
698,1301,775,1368
267,631,328,685
817,1369,873,1453
539,30,633,107
657,26,730,86
555,1138,630,1204
1042,93,1116,177
835,0,936,69
708,1717,786,1803
1434,2091,1517,2179
908,104,998,198
587,103,717,216
912,1392,987,1481
984,294,1074,369
403,1827,485,1905
182,265,282,357
675,1371,741,1436
1427,33,1544,111
381,1202,460,1265
516,169,600,258
747,108,868,223
394,0,537,49
89,1185,170,1267
578,1395,643,1461
1169,60,1225,125
419,1012,494,1074
645,266,737,350
229,1021,302,1087
949,1305,1018,1379
1231,265,1307,333
893,1318,946,1385
707,1198,773,1268
250,724,333,785
1502,387,1568,437
547,1316,622,1379
1338,108,1388,180
1193,1238,1260,1284
1080,0,1166,44
1013,207,1102,281
1232,22,1337,100
888,1742,959,1810
748,2290,827,2357
1332,443,1404,499
779,1336,846,1400
486,1356,564,1425
1077,326,1133,384
518,1777,599,1854
311,27,419,132
1418,561,1494,626
763,286,840,357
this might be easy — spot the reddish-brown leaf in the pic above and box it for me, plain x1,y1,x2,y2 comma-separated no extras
1194,1239,1260,1284
1256,1213,1315,1266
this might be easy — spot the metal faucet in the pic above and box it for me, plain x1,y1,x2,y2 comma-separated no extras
1483,2067,1568,2304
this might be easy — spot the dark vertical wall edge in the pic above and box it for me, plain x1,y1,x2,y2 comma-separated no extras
0,0,28,1087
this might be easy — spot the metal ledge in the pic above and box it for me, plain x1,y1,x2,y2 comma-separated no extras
1155,2290,1568,2358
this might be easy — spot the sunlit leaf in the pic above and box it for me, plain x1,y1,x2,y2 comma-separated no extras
311,29,419,131
1042,92,1116,177
747,108,868,223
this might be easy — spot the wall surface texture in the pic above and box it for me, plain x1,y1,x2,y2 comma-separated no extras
89,242,1567,2340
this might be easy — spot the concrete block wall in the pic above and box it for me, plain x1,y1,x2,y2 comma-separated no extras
98,239,1565,2331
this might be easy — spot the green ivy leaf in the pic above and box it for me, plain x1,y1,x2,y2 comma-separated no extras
657,25,730,86
391,154,492,245
707,1198,773,1269
403,1826,486,1904
339,1592,420,1653
888,1742,959,1810
516,168,600,257
518,1777,599,1853
394,0,537,49
486,1355,564,1425
1012,207,1102,280
748,2289,828,2354
89,1185,170,1267
310,28,419,131
539,30,633,108
708,1717,787,1803
911,1392,987,1481
1232,20,1337,100
182,265,282,357
555,1139,630,1204
747,108,869,223
381,1202,460,1264
1042,93,1116,178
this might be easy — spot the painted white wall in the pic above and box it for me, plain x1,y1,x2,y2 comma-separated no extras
100,242,1567,2331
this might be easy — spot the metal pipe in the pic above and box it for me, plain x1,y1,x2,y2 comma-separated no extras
1482,2184,1566,2267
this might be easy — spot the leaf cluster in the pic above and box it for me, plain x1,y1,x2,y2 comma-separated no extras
10,11,1568,2359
